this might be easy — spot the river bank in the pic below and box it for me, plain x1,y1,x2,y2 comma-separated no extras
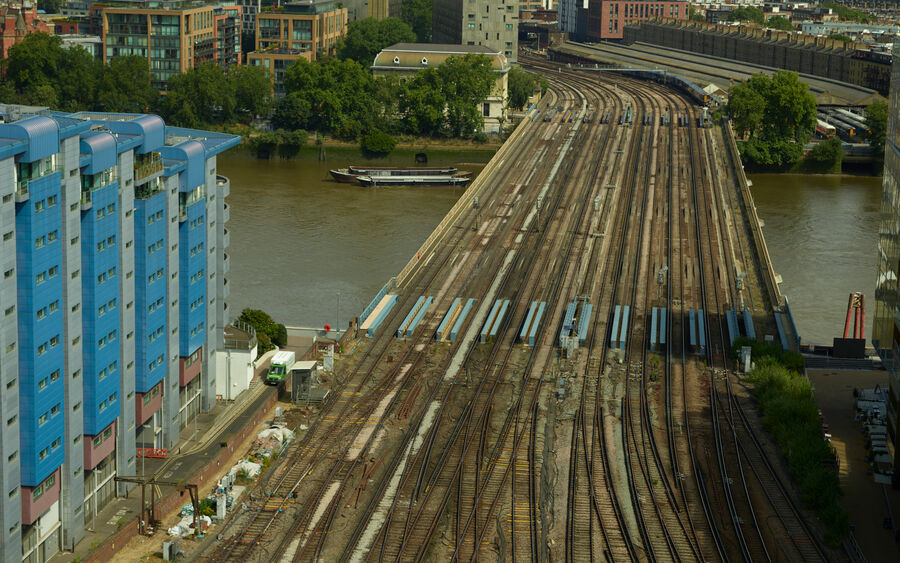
211,124,505,156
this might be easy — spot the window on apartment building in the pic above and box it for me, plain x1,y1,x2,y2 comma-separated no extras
2,194,11,203
51,438,60,450
70,235,79,246
35,235,44,249
3,231,12,241
93,434,103,447
5,342,15,354
73,436,80,446
38,447,49,461
50,369,59,382
50,335,58,347
7,415,16,426
6,378,15,390
37,342,48,356
4,268,13,279
5,306,14,316
38,413,48,426
51,404,59,417
38,377,48,391
8,487,17,499
7,451,17,463
73,402,80,412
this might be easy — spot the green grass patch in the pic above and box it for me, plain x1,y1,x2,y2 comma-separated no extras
734,338,848,546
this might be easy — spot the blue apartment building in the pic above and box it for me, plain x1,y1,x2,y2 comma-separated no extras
0,107,239,563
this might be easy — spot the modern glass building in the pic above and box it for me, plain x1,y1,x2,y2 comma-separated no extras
0,106,239,562
101,1,242,90
873,42,900,468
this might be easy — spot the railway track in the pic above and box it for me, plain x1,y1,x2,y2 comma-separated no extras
194,58,837,563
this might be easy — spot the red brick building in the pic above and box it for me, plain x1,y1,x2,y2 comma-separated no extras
588,1,687,40
1,1,51,58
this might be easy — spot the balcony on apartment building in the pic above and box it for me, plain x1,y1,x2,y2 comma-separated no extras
133,151,163,184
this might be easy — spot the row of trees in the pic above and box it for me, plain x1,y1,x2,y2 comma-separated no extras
0,33,158,113
0,32,272,126
733,338,848,547
160,63,272,128
1,20,538,142
271,53,498,140
727,7,796,30
822,1,873,24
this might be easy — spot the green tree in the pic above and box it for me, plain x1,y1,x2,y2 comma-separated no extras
229,65,272,120
507,67,539,110
826,33,852,42
728,71,816,167
689,6,706,23
766,15,795,31
437,54,495,137
399,69,446,136
728,6,765,25
271,93,312,130
162,63,236,126
726,77,766,138
55,44,100,112
4,33,98,110
337,17,416,65
865,99,888,155
238,308,287,353
401,0,432,42
282,57,377,137
807,137,843,171
361,129,397,156
822,2,872,24
96,56,158,113
764,71,817,142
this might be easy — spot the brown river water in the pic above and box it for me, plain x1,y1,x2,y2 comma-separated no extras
219,150,881,345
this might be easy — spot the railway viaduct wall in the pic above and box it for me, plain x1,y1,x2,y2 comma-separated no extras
719,120,784,311
622,19,890,94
